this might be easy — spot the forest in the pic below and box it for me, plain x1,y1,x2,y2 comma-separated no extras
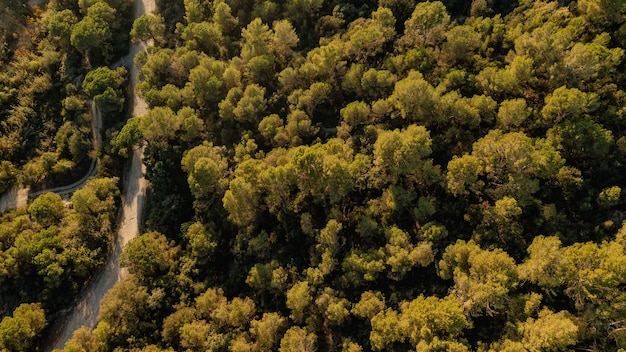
2,0,626,350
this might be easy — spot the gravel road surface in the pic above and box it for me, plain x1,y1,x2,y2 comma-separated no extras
45,0,154,348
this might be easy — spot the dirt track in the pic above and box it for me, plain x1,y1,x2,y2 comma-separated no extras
47,146,147,351
0,186,29,214
0,73,103,212
46,0,154,348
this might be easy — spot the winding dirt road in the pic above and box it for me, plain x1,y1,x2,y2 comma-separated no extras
0,102,100,212
46,0,154,349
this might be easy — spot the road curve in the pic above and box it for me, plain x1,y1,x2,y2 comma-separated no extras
28,103,101,203
0,6,108,214
46,0,154,348
1,0,156,214
0,103,100,213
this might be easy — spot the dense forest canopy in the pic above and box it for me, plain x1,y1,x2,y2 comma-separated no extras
0,0,129,349
2,0,626,350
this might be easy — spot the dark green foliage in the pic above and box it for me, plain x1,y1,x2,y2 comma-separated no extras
0,178,119,326
0,0,133,189
83,66,127,115
120,231,180,285
14,0,626,351
27,192,65,228
0,1,132,351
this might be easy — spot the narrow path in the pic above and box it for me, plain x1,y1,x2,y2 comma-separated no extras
0,0,93,213
0,88,102,212
0,186,29,214
47,147,147,351
45,0,154,348
0,0,152,214
0,106,99,213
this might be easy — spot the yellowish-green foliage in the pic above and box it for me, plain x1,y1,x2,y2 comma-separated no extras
32,0,626,351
